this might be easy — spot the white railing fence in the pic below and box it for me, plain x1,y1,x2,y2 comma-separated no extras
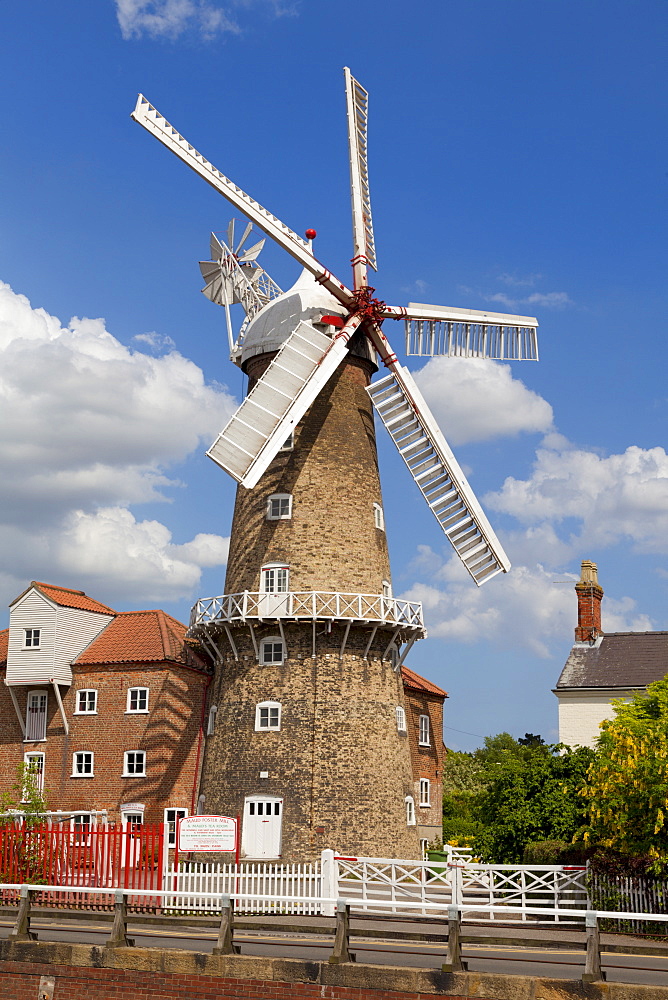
164,860,322,914
455,863,588,922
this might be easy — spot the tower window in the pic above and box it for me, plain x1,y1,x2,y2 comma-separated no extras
382,580,392,600
255,701,281,731
207,705,218,735
395,706,406,732
280,432,294,451
373,503,384,531
261,564,289,593
267,494,292,520
260,637,285,665
405,795,416,826
419,714,431,747
419,778,430,807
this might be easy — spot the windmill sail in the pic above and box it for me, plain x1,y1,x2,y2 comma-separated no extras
367,366,510,585
208,316,362,489
402,303,538,360
344,67,376,287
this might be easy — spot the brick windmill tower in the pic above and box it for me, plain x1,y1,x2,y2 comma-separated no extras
132,72,539,860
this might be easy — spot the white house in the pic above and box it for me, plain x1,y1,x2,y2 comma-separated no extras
554,561,668,749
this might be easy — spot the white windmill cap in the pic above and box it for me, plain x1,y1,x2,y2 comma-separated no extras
240,268,348,369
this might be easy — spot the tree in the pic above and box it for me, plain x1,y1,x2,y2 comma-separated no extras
441,751,487,841
581,676,668,867
472,740,594,863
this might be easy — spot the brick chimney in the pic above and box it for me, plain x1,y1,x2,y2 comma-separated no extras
574,560,603,642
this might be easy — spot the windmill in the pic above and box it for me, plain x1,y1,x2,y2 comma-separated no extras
131,68,538,587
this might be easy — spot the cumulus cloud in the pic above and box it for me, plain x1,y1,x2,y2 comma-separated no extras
412,357,554,446
401,552,654,658
487,439,668,553
0,280,236,605
114,0,292,40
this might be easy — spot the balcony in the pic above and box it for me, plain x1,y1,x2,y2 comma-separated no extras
189,591,425,636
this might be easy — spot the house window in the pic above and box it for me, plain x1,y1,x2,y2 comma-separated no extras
72,752,94,777
419,778,431,807
24,628,41,648
261,564,289,593
419,714,431,747
164,807,188,847
123,751,146,777
25,691,48,741
75,690,97,714
405,795,416,826
126,688,149,713
207,705,218,736
71,814,92,846
255,701,281,731
23,752,45,797
260,637,285,665
395,706,407,732
267,494,292,520
373,503,384,531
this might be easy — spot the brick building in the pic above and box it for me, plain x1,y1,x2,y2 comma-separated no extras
555,560,668,748
0,581,209,838
0,578,447,854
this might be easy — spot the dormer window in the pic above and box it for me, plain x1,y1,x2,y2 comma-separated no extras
24,629,41,649
267,494,292,521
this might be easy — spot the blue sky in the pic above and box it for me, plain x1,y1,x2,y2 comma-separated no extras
1,0,667,748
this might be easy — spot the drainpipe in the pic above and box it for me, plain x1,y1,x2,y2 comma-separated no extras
190,673,213,816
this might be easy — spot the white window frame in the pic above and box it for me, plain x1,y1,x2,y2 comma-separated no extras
395,706,407,732
126,687,149,714
23,752,45,798
373,503,385,531
419,714,431,747
279,431,294,451
72,751,94,777
420,838,429,858
164,807,188,847
25,690,48,742
74,689,98,715
382,579,392,600
260,636,285,666
71,813,93,846
419,778,431,807
266,493,292,521
207,705,218,736
123,750,146,777
261,563,289,594
405,795,416,826
23,628,41,649
255,701,282,731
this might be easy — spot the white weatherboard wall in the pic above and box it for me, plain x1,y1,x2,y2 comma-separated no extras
557,689,638,749
6,589,113,687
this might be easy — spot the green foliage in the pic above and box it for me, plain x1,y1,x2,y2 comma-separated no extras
0,764,49,883
471,740,595,863
522,839,569,864
581,676,668,868
441,750,487,840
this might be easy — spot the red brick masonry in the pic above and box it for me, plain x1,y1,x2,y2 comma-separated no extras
0,961,474,1000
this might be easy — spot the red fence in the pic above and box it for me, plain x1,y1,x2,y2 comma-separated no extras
0,823,164,909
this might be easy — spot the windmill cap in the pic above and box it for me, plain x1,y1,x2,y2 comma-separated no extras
240,269,348,369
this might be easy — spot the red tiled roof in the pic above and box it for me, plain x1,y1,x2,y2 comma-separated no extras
11,582,116,616
401,665,448,698
0,629,7,667
74,609,192,665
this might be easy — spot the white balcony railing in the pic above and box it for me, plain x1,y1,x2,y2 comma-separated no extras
189,591,425,633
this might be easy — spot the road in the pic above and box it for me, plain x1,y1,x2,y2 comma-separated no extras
1,915,668,987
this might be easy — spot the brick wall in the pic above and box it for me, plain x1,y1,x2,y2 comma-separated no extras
0,660,207,824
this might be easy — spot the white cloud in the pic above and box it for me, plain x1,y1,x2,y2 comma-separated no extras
485,290,573,310
487,440,668,553
401,554,653,658
497,272,542,288
0,280,236,605
133,331,176,350
114,0,291,40
412,357,554,446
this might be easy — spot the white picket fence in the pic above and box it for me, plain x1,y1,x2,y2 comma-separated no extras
161,851,588,922
163,860,322,914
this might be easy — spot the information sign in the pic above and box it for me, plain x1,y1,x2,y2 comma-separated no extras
177,815,237,852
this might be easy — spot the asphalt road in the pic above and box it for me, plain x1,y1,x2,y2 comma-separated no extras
1,916,668,987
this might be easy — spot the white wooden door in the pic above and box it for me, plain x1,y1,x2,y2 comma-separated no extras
241,796,283,859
